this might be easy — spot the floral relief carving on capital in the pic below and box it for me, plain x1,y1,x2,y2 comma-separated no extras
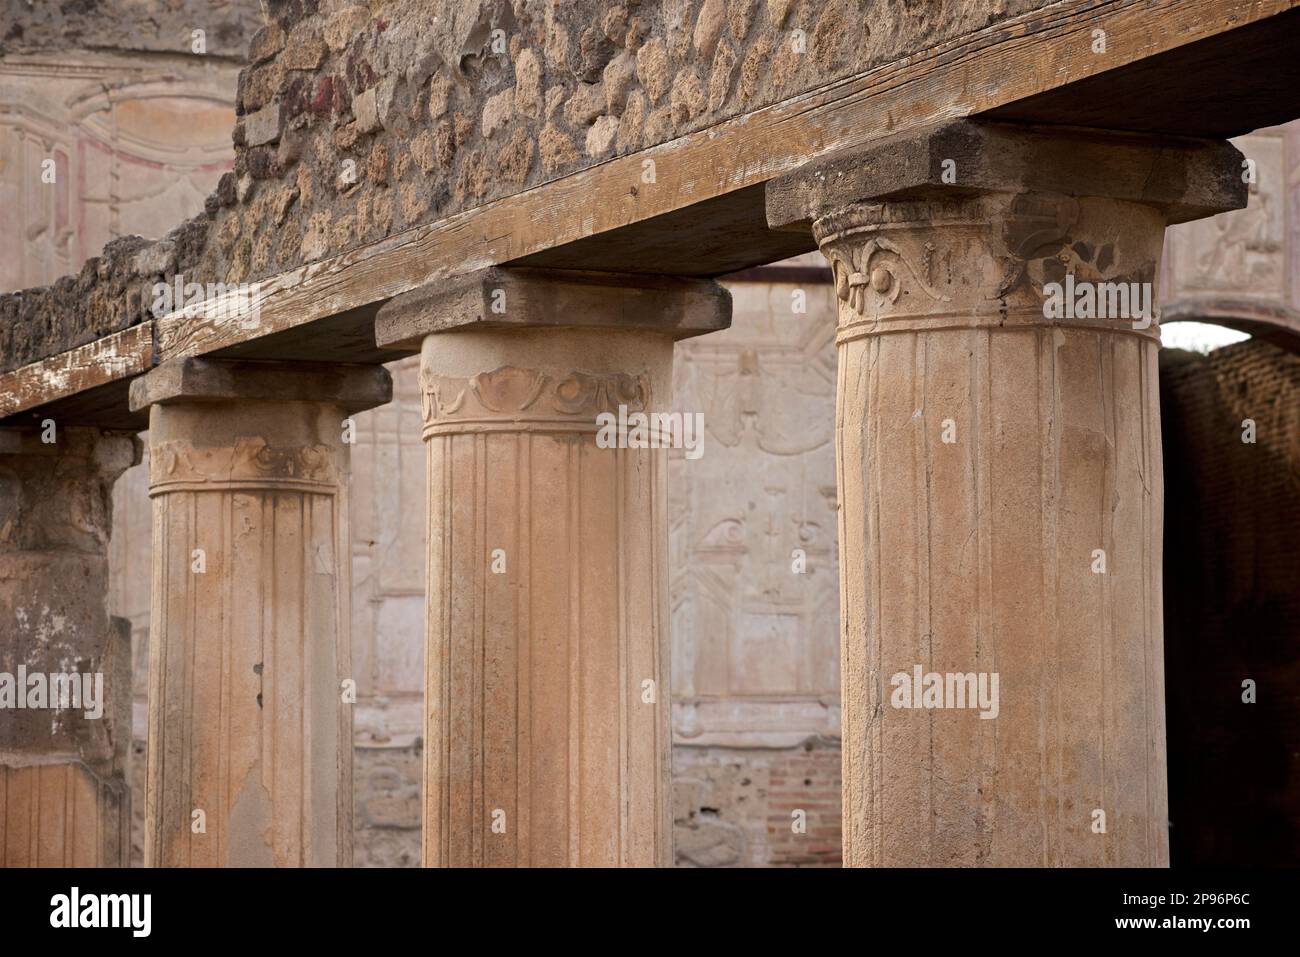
821,235,952,317
420,365,650,432
148,437,338,494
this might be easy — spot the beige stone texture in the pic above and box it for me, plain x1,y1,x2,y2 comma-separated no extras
603,52,638,116
636,38,670,104
92,122,1300,868
0,427,137,866
788,121,1246,867
586,116,621,157
539,123,579,173
413,273,728,866
694,0,727,59
481,88,514,139
129,359,390,867
514,49,544,120
418,327,673,866
563,82,606,129
818,190,1173,867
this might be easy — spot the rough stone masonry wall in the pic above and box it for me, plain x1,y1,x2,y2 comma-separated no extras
0,0,1045,373
0,0,260,56
211,0,1037,285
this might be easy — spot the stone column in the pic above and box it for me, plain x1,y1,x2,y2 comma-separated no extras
376,267,730,866
128,358,391,867
0,426,137,866
768,122,1246,866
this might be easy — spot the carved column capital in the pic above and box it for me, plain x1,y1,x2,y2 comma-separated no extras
765,120,1250,867
419,364,650,437
147,436,340,495
133,358,382,867
129,357,392,415
769,119,1248,348
413,287,724,866
811,191,1167,343
375,266,731,350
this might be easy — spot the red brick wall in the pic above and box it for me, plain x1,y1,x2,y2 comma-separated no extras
673,737,842,867
764,742,843,866
1160,340,1300,866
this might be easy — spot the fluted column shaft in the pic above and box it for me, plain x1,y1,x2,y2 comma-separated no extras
376,267,730,866
130,359,390,867
0,427,137,866
422,329,671,866
823,193,1170,866
770,121,1247,867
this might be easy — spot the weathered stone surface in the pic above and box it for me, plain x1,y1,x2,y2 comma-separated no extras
729,0,759,40
514,49,544,119
670,68,706,126
768,120,1249,231
281,27,327,70
644,105,672,145
674,738,842,867
374,75,400,131
496,128,535,185
586,115,621,157
801,124,1248,866
0,0,262,57
2,235,174,373
6,0,1075,370
0,427,138,866
480,87,514,138
129,357,392,414
403,271,732,867
249,22,287,65
767,0,795,28
708,38,738,110
238,61,283,113
243,102,282,147
427,71,453,119
132,240,177,278
353,87,380,133
539,122,579,173
617,90,647,151
693,0,726,59
133,359,391,867
636,37,671,103
323,4,371,53
563,81,606,128
603,51,637,115
375,267,731,348
418,330,671,866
